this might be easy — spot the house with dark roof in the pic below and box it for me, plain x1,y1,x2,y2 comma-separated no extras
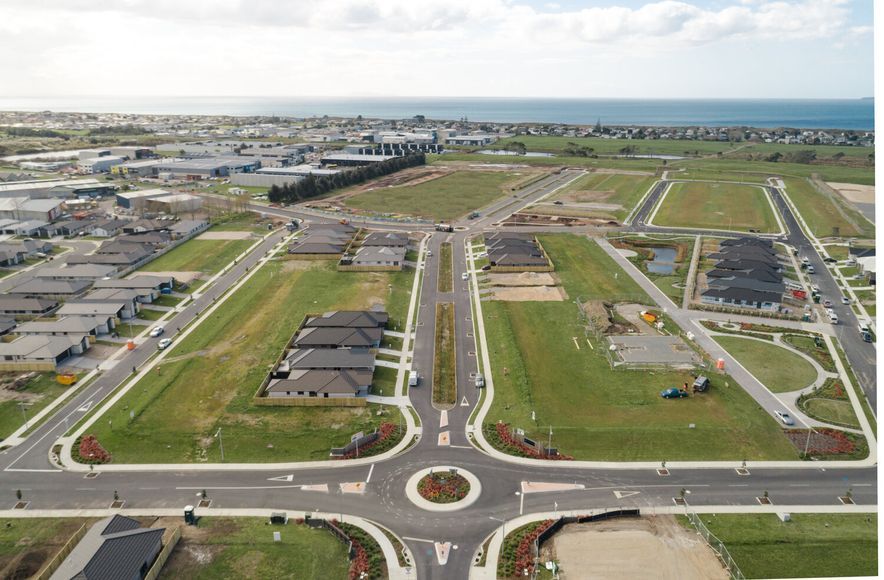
49,515,167,580
305,310,389,328
282,348,376,371
7,279,93,299
265,369,373,398
0,334,89,371
701,286,782,311
0,297,58,317
293,326,383,349
362,232,408,247
348,246,406,269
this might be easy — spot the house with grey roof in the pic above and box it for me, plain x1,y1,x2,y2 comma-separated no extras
93,275,174,302
0,297,59,317
49,515,167,580
265,369,373,398
362,232,408,247
35,264,118,281
305,310,389,329
0,334,89,371
293,326,383,349
16,314,115,338
701,286,782,311
8,279,93,299
347,246,406,270
58,301,132,320
281,348,376,372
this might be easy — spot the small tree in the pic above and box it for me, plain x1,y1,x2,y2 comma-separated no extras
763,490,769,499
201,489,208,500
15,489,21,501
113,490,119,502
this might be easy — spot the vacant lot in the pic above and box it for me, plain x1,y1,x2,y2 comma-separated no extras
160,517,350,579
782,177,874,239
0,373,77,439
714,336,818,393
142,238,255,275
550,172,655,221
653,181,779,233
682,513,877,579
483,234,796,460
86,260,410,463
344,170,526,220
0,517,96,579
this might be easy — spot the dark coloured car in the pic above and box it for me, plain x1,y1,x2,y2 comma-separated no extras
660,387,689,399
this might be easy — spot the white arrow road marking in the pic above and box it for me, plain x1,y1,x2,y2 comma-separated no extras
77,400,93,412
460,396,470,407
267,474,294,482
435,542,452,565
613,490,641,499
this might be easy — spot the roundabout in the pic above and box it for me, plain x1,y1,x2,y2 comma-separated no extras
405,466,482,512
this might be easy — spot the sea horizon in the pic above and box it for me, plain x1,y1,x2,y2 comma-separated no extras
0,96,874,130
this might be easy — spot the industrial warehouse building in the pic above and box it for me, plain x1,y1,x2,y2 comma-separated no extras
0,178,115,199
78,156,125,174
156,157,261,179
145,193,203,213
115,189,171,210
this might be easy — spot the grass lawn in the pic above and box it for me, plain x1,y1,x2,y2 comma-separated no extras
439,242,453,292
0,373,78,440
0,517,97,579
670,157,875,186
136,308,166,321
85,260,411,463
160,518,350,580
433,303,456,406
550,172,655,220
494,135,739,157
210,213,270,233
824,244,850,260
483,234,796,460
782,177,874,239
671,168,772,183
151,294,184,307
344,170,524,221
653,181,779,233
714,336,818,393
142,239,254,275
371,366,399,397
680,513,877,579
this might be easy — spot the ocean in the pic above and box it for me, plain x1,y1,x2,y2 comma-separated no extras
0,96,873,130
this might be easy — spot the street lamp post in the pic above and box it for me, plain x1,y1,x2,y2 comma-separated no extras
18,403,29,430
215,428,225,461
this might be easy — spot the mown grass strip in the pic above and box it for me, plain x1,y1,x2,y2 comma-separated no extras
438,242,453,292
433,303,456,406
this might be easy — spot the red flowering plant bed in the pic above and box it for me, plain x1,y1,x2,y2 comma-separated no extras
497,519,555,578
75,434,111,464
484,422,573,460
337,422,403,460
417,470,470,503
785,428,869,460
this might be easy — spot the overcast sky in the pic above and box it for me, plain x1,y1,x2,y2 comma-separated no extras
0,0,873,99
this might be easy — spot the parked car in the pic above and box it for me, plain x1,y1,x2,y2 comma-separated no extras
157,338,173,350
461,272,470,280
841,296,851,305
481,264,491,271
426,250,433,257
823,299,832,307
774,410,795,426
474,373,485,388
553,200,564,205
660,387,689,399
149,326,164,338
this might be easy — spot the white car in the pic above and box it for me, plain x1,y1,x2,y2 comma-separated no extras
461,272,470,280
149,326,164,338
774,410,795,426
841,296,851,305
157,338,173,350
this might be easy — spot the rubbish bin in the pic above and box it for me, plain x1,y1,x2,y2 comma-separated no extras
184,505,196,525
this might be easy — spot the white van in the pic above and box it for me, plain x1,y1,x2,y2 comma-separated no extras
408,371,419,387
828,311,839,325
474,373,485,388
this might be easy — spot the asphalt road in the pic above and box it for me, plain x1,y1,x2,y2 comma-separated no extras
0,172,875,580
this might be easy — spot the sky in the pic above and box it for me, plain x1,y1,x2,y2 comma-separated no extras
0,0,874,99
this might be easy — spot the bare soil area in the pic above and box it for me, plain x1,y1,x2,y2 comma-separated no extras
826,182,875,204
487,272,558,287
544,516,727,580
197,231,253,241
143,270,203,284
492,286,566,301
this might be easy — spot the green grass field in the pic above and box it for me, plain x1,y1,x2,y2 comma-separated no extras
85,260,411,463
0,373,77,440
670,157,874,185
483,234,796,460
345,170,522,221
439,242,453,292
782,177,874,239
142,238,255,275
433,303,456,406
549,172,655,220
670,168,772,183
0,517,96,579
653,181,779,232
495,135,740,156
680,513,877,579
431,152,663,172
161,518,350,579
714,336,818,393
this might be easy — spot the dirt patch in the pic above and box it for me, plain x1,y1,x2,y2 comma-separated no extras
320,167,454,205
197,231,254,241
281,260,325,273
492,286,567,301
142,270,203,284
826,182,875,204
545,516,727,580
487,272,558,287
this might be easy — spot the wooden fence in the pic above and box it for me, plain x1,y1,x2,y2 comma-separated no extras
144,526,182,580
34,523,88,580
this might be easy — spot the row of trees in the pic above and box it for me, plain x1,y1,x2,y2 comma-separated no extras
267,153,426,203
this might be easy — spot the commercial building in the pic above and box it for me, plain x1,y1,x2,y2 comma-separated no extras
0,197,65,221
111,158,166,177
145,193,203,213
78,156,125,174
115,188,171,210
321,153,398,166
0,178,114,199
156,157,261,179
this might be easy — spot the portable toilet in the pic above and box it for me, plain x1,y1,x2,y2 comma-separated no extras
184,505,196,525
716,358,725,370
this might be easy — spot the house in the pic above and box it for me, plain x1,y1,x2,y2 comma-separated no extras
66,245,153,268
78,289,141,318
701,287,782,310
89,219,129,238
49,515,167,580
117,232,172,247
0,297,59,317
281,348,376,371
0,318,16,336
35,264,117,281
305,310,389,328
93,275,174,302
293,326,383,349
706,267,783,284
13,220,49,237
0,334,89,371
265,369,373,398
169,219,210,240
16,315,115,338
349,246,406,269
51,220,94,237
58,300,133,320
7,279,93,299
361,232,409,247
288,242,346,257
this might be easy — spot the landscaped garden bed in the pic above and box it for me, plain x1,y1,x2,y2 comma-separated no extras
336,521,387,580
797,379,860,429
417,470,470,503
785,428,869,460
497,519,555,579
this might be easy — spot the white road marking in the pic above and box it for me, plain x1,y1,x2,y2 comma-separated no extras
366,464,375,483
77,401,93,412
613,490,641,499
402,536,435,544
460,396,470,407
267,474,294,482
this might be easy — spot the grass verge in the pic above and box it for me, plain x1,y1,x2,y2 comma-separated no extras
433,303,456,407
439,242,453,293
713,336,819,393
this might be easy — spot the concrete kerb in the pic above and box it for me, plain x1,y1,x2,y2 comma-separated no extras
472,504,878,580
0,507,413,580
404,465,482,512
467,236,876,470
